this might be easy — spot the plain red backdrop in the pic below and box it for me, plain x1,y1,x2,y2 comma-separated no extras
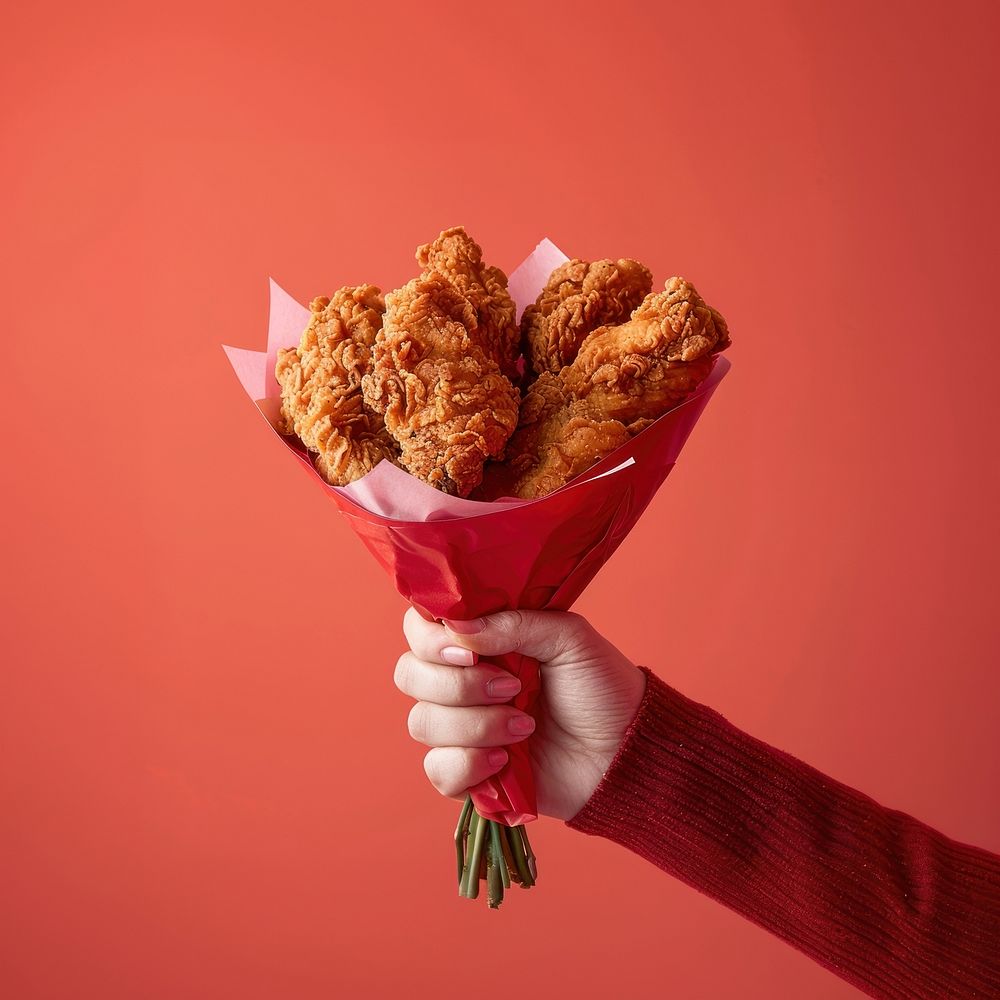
2,1,998,997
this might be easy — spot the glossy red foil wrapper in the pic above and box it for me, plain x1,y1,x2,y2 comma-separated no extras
224,239,730,826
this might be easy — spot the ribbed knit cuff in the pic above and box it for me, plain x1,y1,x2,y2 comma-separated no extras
565,665,671,844
565,667,1000,1000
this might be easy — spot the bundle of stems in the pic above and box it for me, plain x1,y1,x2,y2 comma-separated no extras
454,795,537,908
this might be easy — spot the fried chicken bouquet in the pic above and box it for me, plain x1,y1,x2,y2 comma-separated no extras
225,229,731,908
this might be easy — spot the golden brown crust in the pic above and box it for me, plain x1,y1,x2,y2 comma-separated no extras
415,226,520,380
275,285,399,486
476,372,631,499
521,258,653,375
479,275,730,498
475,373,572,499
362,266,520,498
572,276,729,371
279,259,729,501
563,277,729,424
570,355,716,426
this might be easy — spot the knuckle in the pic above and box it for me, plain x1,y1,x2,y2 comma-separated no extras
403,606,431,647
445,668,469,706
393,652,412,693
494,610,525,650
450,708,482,746
472,707,501,745
422,749,445,791
406,702,427,742
550,610,591,659
402,606,415,633
424,749,460,797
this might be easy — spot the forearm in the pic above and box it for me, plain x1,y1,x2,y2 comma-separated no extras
567,667,1000,1000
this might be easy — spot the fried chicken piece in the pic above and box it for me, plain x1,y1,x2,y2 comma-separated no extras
414,226,520,380
476,373,631,500
275,285,399,486
562,276,730,424
362,237,520,497
478,276,730,500
521,258,653,375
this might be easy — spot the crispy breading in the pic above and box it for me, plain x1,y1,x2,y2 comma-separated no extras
279,255,727,501
478,276,729,499
362,261,520,497
521,258,653,374
415,226,520,380
562,276,729,424
476,373,631,500
566,353,717,426
275,285,399,486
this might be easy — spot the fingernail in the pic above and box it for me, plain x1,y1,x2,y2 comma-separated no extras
441,646,477,667
486,676,521,699
508,715,535,736
444,618,486,635
488,749,508,766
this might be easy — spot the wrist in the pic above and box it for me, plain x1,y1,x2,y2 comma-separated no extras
574,664,649,814
565,666,694,834
599,663,647,770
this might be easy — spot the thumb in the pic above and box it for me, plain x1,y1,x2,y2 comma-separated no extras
443,610,588,664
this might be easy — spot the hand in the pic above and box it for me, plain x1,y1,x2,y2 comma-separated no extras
393,608,646,821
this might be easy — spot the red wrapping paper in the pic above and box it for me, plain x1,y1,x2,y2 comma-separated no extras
223,238,730,826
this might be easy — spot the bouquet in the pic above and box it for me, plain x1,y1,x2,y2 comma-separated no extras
224,229,731,907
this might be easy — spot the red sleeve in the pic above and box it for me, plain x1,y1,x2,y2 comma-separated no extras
566,667,1000,1000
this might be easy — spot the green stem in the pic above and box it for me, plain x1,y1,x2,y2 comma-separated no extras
498,823,520,884
454,796,474,886
459,809,480,897
518,823,538,883
461,809,488,899
504,823,533,887
490,820,511,890
486,827,504,908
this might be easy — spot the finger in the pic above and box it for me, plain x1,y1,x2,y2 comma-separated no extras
394,652,523,706
402,606,479,666
423,746,509,799
407,701,535,748
442,609,591,662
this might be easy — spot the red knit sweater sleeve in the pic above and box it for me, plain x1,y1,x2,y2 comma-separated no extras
566,667,1000,999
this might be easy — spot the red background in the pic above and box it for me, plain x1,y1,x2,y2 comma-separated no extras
3,2,998,997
